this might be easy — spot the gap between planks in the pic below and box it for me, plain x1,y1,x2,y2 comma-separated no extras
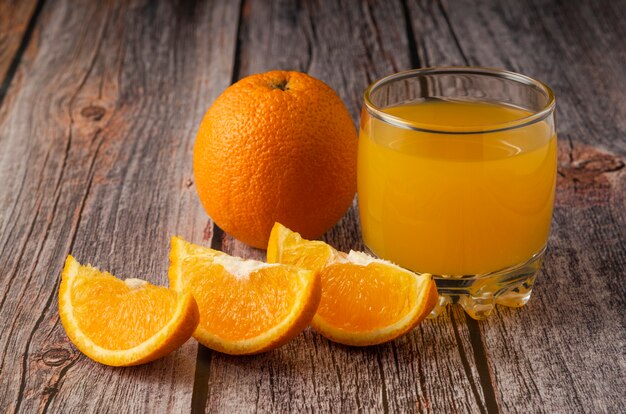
188,0,246,410
0,0,46,107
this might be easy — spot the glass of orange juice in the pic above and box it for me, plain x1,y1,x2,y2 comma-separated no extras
358,67,557,319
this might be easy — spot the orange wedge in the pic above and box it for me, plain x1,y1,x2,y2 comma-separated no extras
168,237,321,355
59,255,199,366
267,223,438,346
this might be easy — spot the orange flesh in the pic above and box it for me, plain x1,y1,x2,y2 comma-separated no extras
180,256,299,341
267,222,333,271
316,263,419,331
70,269,177,350
277,241,332,272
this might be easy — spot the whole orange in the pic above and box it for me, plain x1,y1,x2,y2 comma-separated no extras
193,71,357,248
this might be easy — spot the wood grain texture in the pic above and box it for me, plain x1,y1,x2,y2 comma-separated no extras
428,0,626,412
0,0,41,91
203,0,492,412
0,0,239,412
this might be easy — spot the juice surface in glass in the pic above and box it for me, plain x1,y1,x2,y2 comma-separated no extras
358,99,557,276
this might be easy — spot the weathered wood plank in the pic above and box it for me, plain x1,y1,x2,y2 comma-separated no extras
431,0,626,411
0,0,41,91
403,0,468,67
203,0,490,412
0,0,239,412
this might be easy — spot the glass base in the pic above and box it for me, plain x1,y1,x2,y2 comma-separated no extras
363,245,545,320
428,248,545,320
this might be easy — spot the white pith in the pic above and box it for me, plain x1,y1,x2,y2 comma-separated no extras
329,249,412,274
124,278,148,289
212,255,280,280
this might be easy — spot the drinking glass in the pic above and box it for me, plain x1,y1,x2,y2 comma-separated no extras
358,67,557,319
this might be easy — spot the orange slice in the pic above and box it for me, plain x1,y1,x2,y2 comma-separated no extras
59,255,199,366
168,237,321,355
267,223,438,346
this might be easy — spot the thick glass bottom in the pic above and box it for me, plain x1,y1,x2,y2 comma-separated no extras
429,247,544,319
364,245,545,320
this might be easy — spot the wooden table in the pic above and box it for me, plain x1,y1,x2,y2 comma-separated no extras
1,0,624,412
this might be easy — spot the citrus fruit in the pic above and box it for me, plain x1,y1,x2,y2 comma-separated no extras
59,255,199,366
168,236,321,355
193,70,357,248
267,223,438,346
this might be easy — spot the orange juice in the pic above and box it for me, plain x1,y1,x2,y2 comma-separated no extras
358,99,557,276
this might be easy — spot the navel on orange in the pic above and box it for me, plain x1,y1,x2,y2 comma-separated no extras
193,70,357,248
267,223,438,346
59,256,199,366
168,237,321,355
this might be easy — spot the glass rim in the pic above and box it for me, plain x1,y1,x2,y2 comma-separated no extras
363,66,556,135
